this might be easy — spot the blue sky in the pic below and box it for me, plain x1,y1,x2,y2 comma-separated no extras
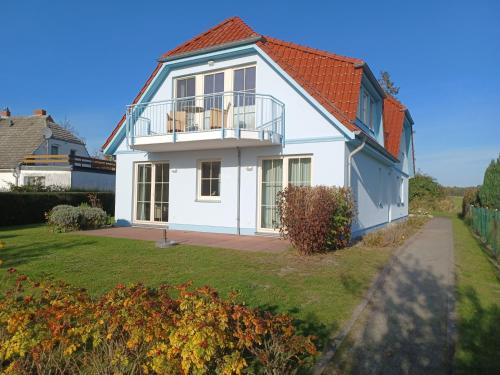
1,0,498,186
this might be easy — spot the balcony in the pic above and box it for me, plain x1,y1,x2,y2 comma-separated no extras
22,154,116,172
125,92,284,152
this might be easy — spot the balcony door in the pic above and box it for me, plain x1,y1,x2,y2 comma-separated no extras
135,162,169,223
258,156,311,231
175,77,196,131
233,66,256,129
203,72,224,130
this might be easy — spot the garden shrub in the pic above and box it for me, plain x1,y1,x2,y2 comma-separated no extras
277,186,354,255
0,192,114,226
78,205,108,229
478,156,500,210
462,187,479,218
47,205,108,232
0,274,316,374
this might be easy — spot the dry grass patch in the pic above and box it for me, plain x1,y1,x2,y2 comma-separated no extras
359,216,429,249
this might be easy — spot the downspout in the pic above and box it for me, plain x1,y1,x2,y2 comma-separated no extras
236,147,241,235
347,134,366,188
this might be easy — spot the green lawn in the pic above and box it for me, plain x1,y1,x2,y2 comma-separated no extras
452,216,500,374
0,224,394,344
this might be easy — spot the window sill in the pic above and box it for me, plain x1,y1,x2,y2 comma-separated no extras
195,199,221,203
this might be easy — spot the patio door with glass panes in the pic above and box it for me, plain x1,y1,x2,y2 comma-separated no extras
175,77,196,131
233,66,256,129
135,162,169,223
259,156,311,231
203,72,224,130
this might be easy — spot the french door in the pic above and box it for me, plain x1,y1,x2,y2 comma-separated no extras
258,156,312,231
135,162,169,223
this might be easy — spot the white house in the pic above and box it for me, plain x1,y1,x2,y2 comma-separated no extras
102,17,415,237
0,109,115,191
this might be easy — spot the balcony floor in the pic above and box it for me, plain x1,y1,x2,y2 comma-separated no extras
130,129,281,152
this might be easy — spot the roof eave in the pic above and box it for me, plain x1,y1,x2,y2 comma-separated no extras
158,35,264,63
354,62,386,98
353,130,399,163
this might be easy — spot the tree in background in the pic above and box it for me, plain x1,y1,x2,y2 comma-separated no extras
378,71,400,96
409,173,444,202
478,156,500,210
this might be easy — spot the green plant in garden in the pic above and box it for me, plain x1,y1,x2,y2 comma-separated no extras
462,187,479,217
0,272,316,374
478,156,500,210
47,205,108,232
409,173,444,202
276,186,354,255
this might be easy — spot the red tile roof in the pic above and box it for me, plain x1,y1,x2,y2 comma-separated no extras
383,95,407,158
257,36,363,131
103,16,410,159
160,17,259,59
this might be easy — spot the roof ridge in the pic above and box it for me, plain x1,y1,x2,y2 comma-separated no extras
262,36,364,64
162,16,258,58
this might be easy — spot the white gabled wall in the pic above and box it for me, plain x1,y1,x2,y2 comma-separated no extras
138,53,345,141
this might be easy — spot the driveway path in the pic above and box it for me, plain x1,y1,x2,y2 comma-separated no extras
324,217,455,375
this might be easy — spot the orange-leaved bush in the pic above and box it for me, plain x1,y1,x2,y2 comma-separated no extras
0,272,316,374
277,186,354,255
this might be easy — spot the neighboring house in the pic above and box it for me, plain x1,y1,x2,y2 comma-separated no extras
103,17,415,236
0,108,115,191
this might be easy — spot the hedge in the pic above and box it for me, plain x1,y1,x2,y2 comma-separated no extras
0,192,114,226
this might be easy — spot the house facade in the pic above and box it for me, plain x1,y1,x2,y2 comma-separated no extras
0,109,115,191
103,17,415,236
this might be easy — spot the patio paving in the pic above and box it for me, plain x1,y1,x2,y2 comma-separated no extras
82,226,290,252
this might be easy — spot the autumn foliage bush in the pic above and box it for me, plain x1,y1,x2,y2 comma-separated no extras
277,186,354,255
0,272,316,374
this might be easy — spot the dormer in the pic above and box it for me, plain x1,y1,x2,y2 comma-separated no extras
356,75,384,145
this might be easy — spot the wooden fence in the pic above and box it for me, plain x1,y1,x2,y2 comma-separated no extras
22,154,115,172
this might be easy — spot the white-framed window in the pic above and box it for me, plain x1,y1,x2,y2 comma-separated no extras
24,176,45,186
358,86,377,130
258,155,312,230
134,162,169,223
197,160,221,200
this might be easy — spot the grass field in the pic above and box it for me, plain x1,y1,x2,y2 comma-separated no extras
451,214,500,374
0,224,399,344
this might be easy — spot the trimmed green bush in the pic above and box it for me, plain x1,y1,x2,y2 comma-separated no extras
47,205,108,232
47,206,81,232
0,192,114,226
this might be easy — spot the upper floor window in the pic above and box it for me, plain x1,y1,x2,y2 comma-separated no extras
50,145,59,155
358,87,377,130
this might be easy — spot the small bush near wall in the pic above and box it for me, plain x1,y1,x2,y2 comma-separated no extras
0,275,316,374
47,205,108,232
277,186,354,255
0,192,114,226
